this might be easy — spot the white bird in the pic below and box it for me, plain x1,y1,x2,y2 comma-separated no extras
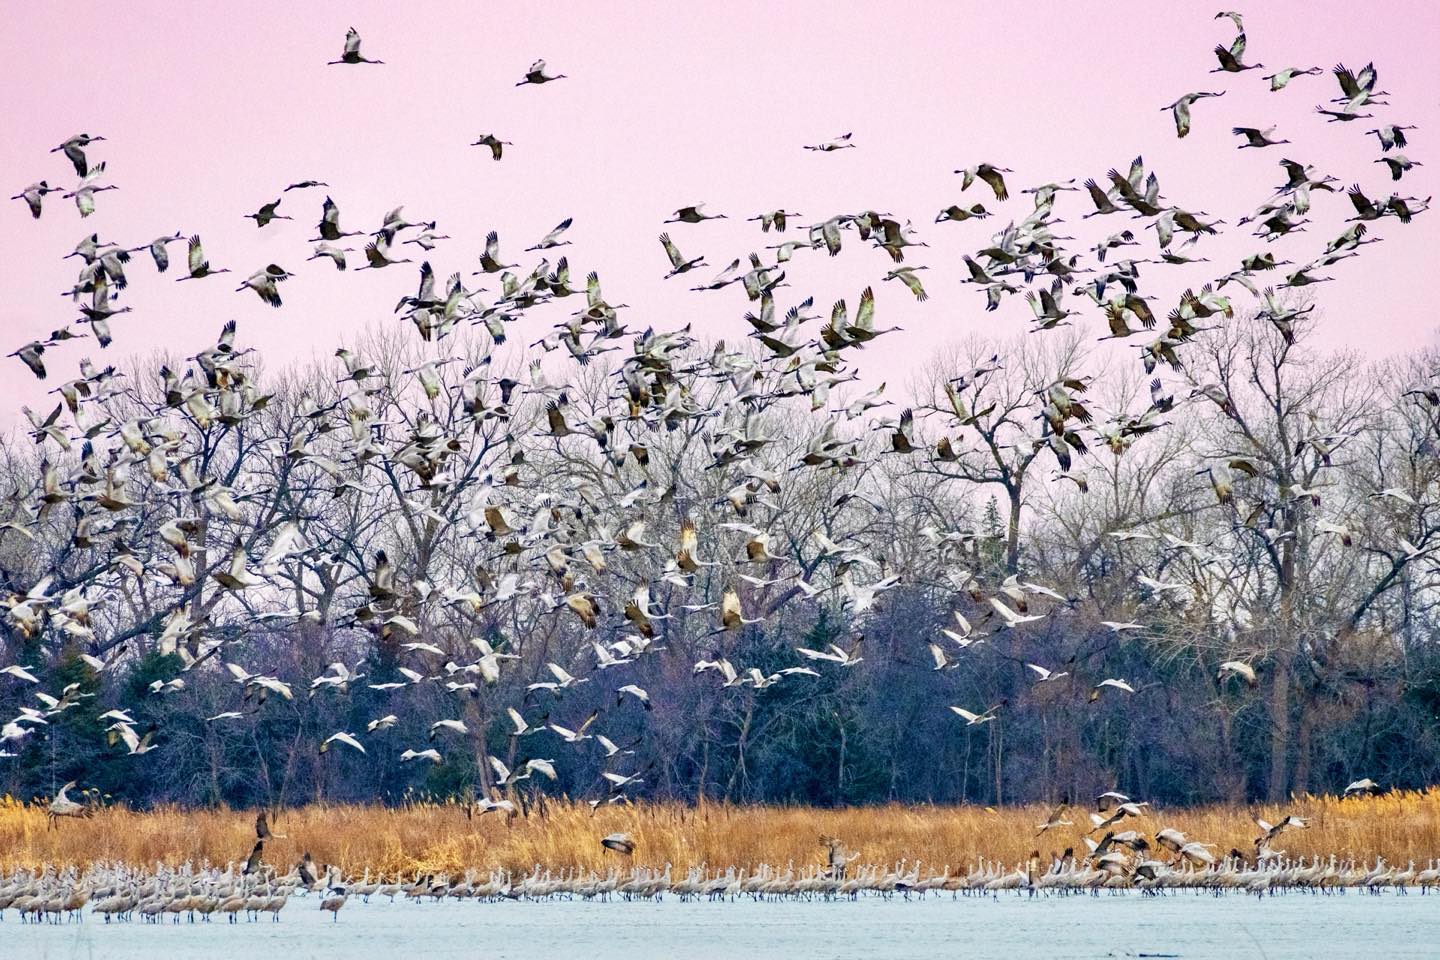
400,748,443,764
949,705,998,725
602,770,645,792
989,597,1044,627
928,642,957,671
616,684,652,710
1026,663,1069,683
321,731,366,754
1217,660,1258,685
429,719,468,739
1090,678,1136,701
794,639,863,667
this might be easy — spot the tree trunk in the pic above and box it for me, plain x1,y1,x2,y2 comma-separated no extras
1005,488,1023,573
1267,657,1291,801
1293,694,1315,796
991,722,1004,806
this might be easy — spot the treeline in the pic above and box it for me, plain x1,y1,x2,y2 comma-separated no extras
2,314,1439,810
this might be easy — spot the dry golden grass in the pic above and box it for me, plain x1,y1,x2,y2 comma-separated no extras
3,791,1438,878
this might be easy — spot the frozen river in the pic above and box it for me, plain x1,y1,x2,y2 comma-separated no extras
10,890,1438,960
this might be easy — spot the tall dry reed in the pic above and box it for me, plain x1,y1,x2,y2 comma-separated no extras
3,791,1437,878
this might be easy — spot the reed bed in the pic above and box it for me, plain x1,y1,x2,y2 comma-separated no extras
3,791,1438,878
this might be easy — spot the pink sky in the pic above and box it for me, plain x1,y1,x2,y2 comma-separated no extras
2,1,1437,418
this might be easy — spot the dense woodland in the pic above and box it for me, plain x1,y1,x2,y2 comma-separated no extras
3,308,1438,812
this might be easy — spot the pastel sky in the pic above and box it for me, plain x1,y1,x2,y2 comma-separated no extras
2,1,1437,418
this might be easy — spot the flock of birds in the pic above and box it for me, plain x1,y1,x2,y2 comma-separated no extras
0,12,1436,918
8,853,1440,926
6,787,1436,925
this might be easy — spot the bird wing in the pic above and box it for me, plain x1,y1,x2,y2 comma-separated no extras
659,233,684,269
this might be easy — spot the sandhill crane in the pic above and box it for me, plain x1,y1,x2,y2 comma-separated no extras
549,710,598,743
255,809,285,840
665,204,727,224
1089,678,1136,702
319,874,348,921
716,587,761,631
1211,33,1262,73
527,218,573,250
1345,778,1382,796
949,704,998,726
130,231,186,272
804,133,855,152
308,241,351,270
659,233,706,278
1263,66,1322,91
884,265,929,301
212,541,262,590
1254,813,1310,843
955,163,1011,200
357,237,412,270
749,209,800,232
51,133,105,175
1233,126,1290,149
602,769,645,793
616,683,651,710
1217,660,1257,685
11,180,62,219
64,162,117,217
927,642,958,671
176,235,231,280
1368,124,1417,151
46,781,90,827
244,198,292,227
936,203,989,222
429,718,468,740
328,27,383,65
320,731,366,754
5,661,46,687
1375,154,1422,181
242,840,265,875
236,264,292,307
795,637,863,667
1163,92,1224,137
516,59,566,85
1317,102,1373,123
601,832,636,855
1036,803,1072,835
471,134,512,160
989,596,1043,627
7,341,47,379
314,196,360,241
